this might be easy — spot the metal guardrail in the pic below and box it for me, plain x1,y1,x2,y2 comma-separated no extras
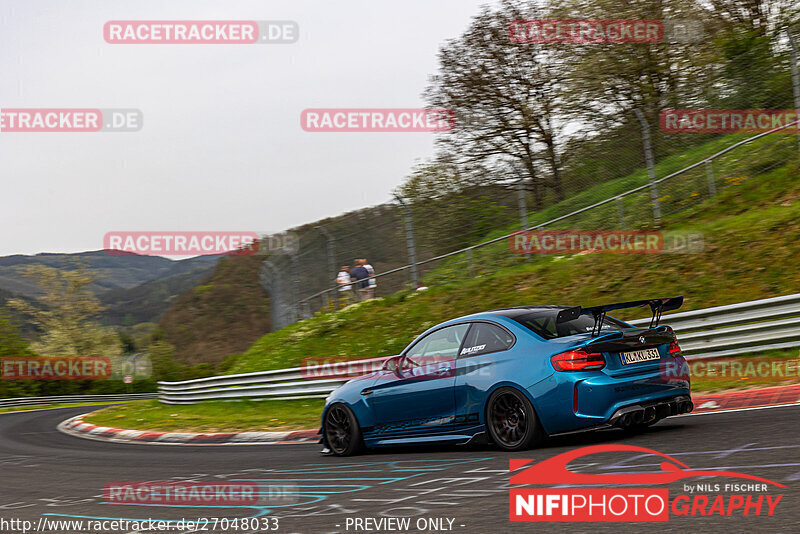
0,393,157,409
158,356,390,404
158,294,800,404
629,293,800,359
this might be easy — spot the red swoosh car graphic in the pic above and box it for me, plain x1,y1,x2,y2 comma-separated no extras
510,444,786,488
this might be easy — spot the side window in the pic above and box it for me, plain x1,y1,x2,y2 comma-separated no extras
459,322,515,357
404,324,470,369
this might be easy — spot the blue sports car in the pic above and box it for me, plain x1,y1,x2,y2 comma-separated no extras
321,296,692,456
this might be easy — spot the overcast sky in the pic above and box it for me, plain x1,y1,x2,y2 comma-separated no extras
0,0,498,256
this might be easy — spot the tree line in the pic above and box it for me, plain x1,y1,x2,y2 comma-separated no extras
397,0,799,251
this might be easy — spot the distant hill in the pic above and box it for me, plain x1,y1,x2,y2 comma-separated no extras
0,251,220,328
99,267,217,326
0,251,220,298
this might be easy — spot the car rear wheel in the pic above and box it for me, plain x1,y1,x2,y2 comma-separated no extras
486,387,542,451
324,404,363,456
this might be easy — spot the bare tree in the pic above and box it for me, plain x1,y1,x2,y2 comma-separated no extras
425,0,567,209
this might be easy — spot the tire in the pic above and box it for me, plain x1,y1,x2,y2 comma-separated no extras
324,403,364,456
485,387,543,451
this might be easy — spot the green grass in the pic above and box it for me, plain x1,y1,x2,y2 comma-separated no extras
0,401,141,415
82,399,324,432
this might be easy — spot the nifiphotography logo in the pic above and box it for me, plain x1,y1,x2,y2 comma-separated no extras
509,444,785,522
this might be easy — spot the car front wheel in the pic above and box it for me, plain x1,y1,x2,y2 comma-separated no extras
324,403,364,456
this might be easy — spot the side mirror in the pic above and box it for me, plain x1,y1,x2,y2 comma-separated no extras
383,356,401,372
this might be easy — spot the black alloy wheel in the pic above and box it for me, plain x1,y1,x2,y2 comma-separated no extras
324,404,363,456
486,387,541,451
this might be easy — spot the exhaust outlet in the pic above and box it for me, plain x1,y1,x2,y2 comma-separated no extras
619,413,632,427
681,401,694,414
631,410,644,425
643,406,656,422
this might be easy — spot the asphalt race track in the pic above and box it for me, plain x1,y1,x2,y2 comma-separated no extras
0,404,798,534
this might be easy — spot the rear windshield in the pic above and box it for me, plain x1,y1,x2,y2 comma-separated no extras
511,310,629,340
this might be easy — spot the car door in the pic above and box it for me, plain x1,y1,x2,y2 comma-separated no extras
454,321,516,426
366,323,469,436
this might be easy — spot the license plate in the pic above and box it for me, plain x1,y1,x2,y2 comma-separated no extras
620,348,661,365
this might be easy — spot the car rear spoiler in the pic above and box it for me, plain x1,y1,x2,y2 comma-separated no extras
556,296,684,335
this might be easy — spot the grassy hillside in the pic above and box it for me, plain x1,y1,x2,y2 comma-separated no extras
222,137,800,375
426,131,800,286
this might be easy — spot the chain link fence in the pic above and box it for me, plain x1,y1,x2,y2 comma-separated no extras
258,12,800,331
258,121,798,330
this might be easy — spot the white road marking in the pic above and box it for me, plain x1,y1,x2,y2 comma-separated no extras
677,401,800,417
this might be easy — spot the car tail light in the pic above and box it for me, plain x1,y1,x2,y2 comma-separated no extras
669,338,682,357
551,350,605,372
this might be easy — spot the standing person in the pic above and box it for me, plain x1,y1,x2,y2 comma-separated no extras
360,258,377,299
349,261,369,302
336,265,352,306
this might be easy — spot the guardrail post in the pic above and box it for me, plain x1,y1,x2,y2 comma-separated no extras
787,28,800,158
516,175,529,231
705,159,717,197
394,195,419,289
514,170,531,262
290,254,300,323
315,225,336,310
260,260,286,331
634,108,662,222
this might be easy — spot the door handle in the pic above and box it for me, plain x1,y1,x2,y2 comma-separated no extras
434,367,451,375
361,389,373,396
